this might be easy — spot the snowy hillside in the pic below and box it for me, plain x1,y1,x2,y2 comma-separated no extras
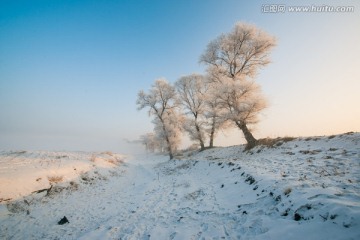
0,132,359,239
0,151,125,201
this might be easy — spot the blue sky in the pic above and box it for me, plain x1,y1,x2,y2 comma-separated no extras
1,0,359,152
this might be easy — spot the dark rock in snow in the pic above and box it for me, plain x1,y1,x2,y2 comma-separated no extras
58,216,69,225
294,213,302,221
245,175,255,185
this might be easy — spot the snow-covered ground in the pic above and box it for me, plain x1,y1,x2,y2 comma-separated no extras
0,132,359,239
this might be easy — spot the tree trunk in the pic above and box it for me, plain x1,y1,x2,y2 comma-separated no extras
160,118,173,160
209,132,214,148
164,131,173,160
169,152,174,160
209,116,216,148
196,127,205,151
199,139,205,151
235,121,257,150
194,118,205,151
165,134,173,159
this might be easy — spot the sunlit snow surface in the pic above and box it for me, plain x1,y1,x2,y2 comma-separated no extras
0,133,359,239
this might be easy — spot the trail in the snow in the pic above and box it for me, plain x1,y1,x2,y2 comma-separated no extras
1,153,261,240
78,155,260,240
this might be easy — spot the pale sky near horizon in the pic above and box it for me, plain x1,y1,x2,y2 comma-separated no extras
1,0,359,153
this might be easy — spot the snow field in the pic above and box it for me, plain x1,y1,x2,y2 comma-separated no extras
0,132,359,239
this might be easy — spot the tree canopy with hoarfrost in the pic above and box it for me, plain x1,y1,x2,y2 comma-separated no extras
137,79,182,159
137,22,276,152
200,22,276,149
175,74,208,150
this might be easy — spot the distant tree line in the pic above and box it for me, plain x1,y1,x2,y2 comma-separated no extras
137,22,276,159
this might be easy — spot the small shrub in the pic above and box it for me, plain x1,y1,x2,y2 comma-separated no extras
9,150,27,155
102,151,114,156
185,189,205,200
283,152,295,155
175,161,192,170
80,173,91,182
68,181,79,191
257,136,295,148
305,137,320,141
257,138,276,147
284,187,292,196
90,154,97,162
282,208,290,216
46,185,66,197
282,136,296,142
7,201,28,213
299,149,321,155
48,175,64,184
106,158,121,165
0,198,12,203
343,223,351,228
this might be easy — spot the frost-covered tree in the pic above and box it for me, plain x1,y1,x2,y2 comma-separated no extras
215,77,267,149
200,22,276,80
175,74,208,150
153,109,183,154
200,22,276,149
137,79,181,159
140,133,160,153
204,84,229,148
140,133,154,152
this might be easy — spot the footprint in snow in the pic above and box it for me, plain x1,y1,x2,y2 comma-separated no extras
201,222,209,231
168,232,176,239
